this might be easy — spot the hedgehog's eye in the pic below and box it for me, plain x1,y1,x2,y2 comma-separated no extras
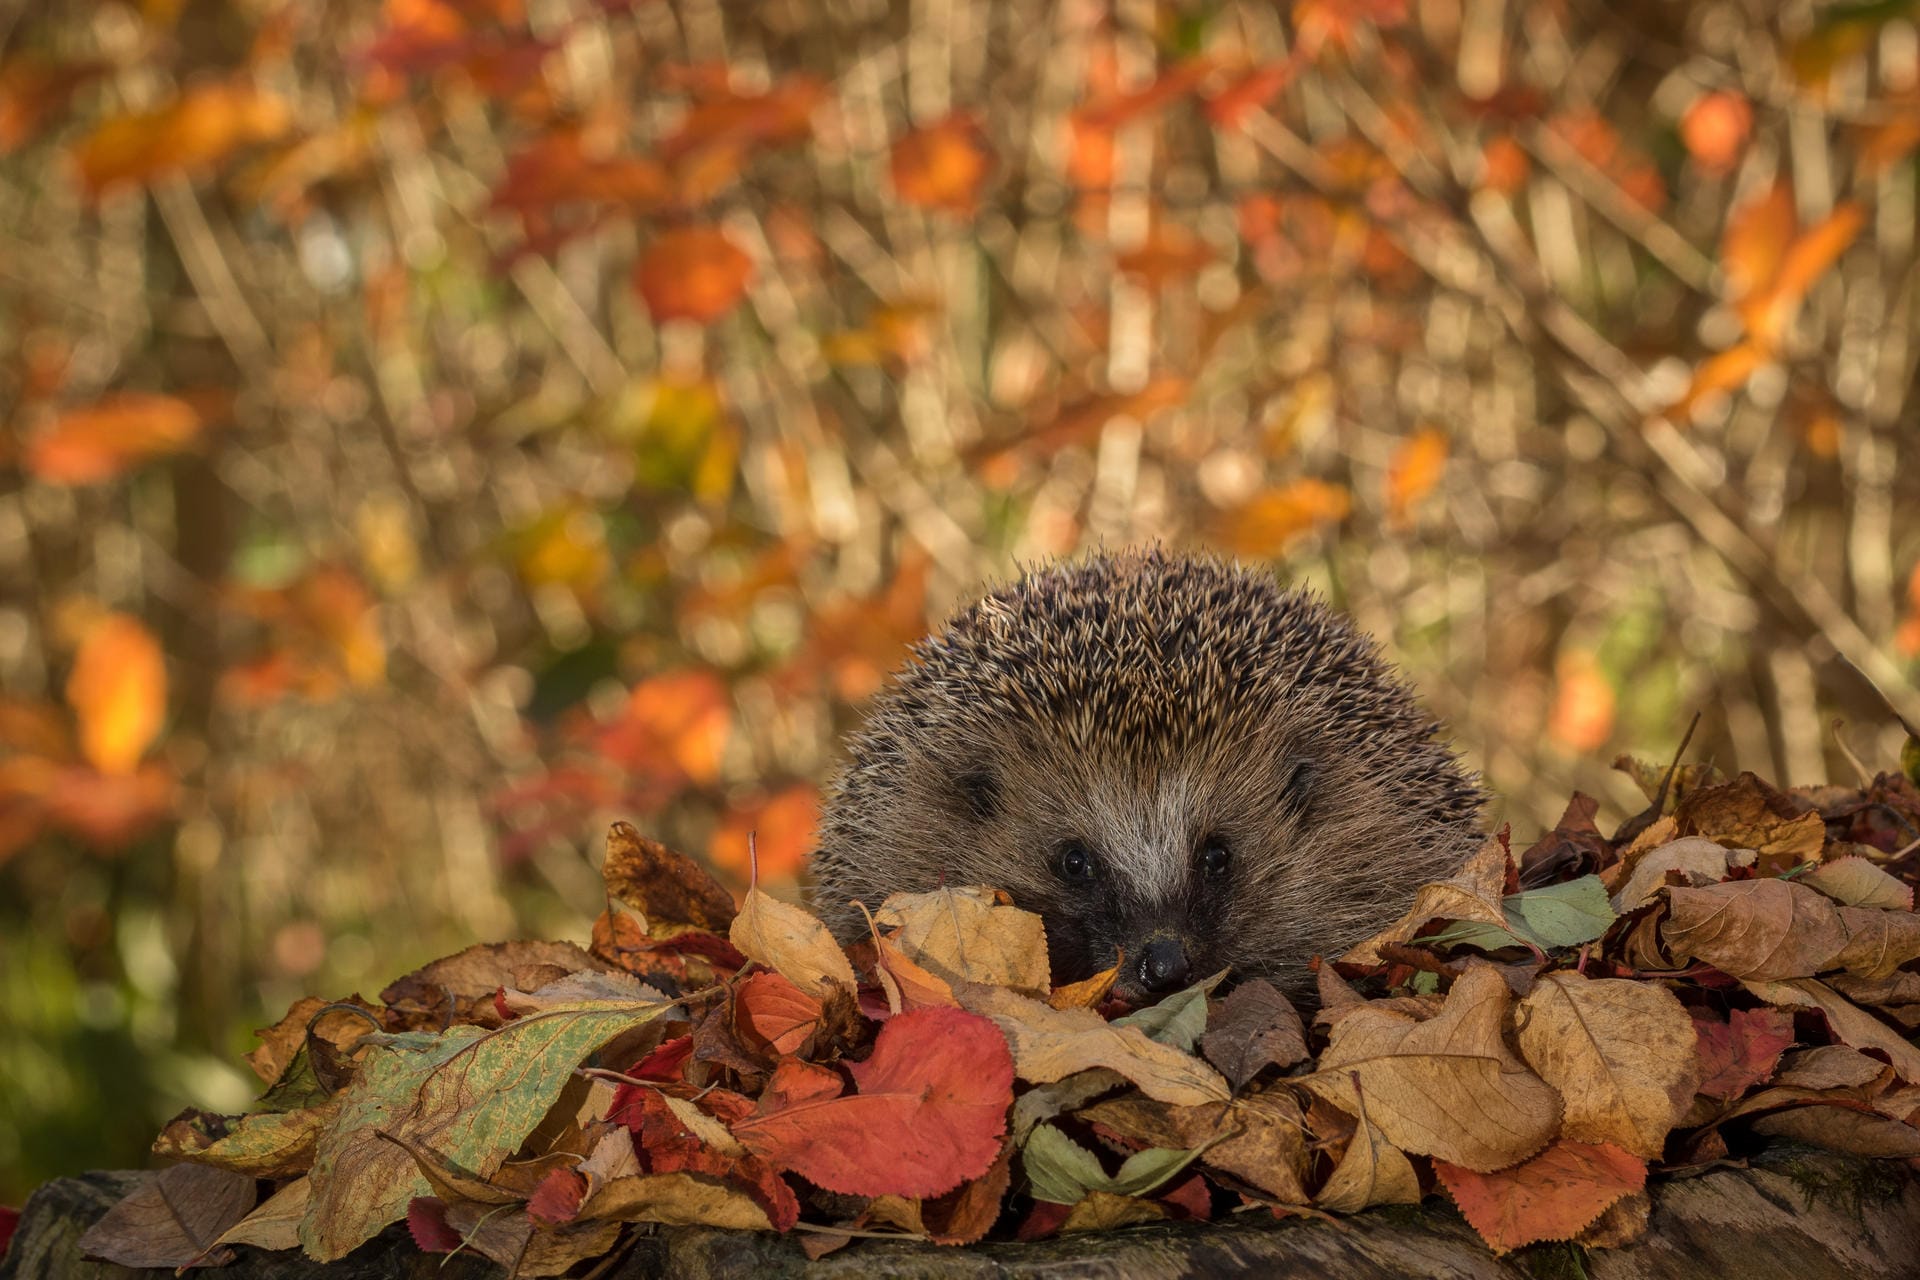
1055,840,1097,881
1199,837,1231,876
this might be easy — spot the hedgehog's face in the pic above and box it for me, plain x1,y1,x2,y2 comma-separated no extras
945,729,1327,1005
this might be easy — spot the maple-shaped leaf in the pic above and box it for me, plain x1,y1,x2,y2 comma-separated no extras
1691,1006,1796,1100
890,115,992,213
634,226,753,325
731,1005,1012,1198
27,393,205,484
65,613,166,776
1436,1139,1646,1254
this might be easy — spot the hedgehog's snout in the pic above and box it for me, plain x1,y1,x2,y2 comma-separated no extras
1136,934,1191,995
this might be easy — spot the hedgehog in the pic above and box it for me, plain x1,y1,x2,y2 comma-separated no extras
806,548,1487,1004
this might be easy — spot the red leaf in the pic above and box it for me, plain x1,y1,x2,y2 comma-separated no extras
734,970,825,1056
731,1006,1013,1198
406,1198,463,1253
1691,1006,1796,1100
616,1083,801,1230
1435,1140,1647,1255
629,1035,693,1083
526,1168,586,1225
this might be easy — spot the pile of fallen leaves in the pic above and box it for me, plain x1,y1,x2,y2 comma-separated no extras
79,755,1920,1273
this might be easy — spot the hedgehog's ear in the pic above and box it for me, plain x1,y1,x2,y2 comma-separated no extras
953,768,1002,822
1278,757,1316,819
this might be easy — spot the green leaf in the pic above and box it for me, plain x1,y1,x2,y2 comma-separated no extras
1112,968,1228,1051
300,1000,670,1261
1022,1123,1201,1205
1504,876,1617,949
1425,877,1616,953
1902,734,1920,787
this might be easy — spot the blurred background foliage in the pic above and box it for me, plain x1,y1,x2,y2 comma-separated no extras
5,0,1920,1202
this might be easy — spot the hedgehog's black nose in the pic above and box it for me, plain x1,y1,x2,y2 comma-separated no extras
1137,937,1191,995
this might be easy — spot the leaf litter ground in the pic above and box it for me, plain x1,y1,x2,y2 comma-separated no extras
78,756,1920,1272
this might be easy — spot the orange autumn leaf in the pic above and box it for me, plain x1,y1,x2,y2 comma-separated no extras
1897,562,1920,658
65,614,167,776
1720,181,1796,302
1384,427,1448,525
26,394,204,485
1547,652,1615,753
1666,341,1768,425
890,116,992,214
1739,203,1864,350
634,226,753,325
1478,134,1530,194
1208,479,1351,558
1436,1139,1646,1254
1115,222,1214,288
1680,92,1752,174
594,669,732,788
73,81,290,197
709,784,818,886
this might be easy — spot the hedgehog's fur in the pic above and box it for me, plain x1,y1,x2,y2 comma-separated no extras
807,549,1487,1001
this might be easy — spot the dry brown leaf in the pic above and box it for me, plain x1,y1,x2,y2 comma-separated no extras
1341,834,1512,965
1832,905,1920,980
1773,1045,1889,1090
730,884,858,997
1060,1191,1167,1233
78,1164,257,1269
1742,977,1920,1082
1608,837,1755,913
1199,977,1309,1089
874,886,1050,991
579,1171,775,1229
954,982,1229,1107
1749,1105,1920,1158
602,821,738,933
1662,878,1848,980
1315,1092,1422,1213
211,1175,308,1253
1303,963,1562,1171
1802,856,1914,910
1676,775,1825,865
1513,972,1699,1159
1081,1090,1311,1204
